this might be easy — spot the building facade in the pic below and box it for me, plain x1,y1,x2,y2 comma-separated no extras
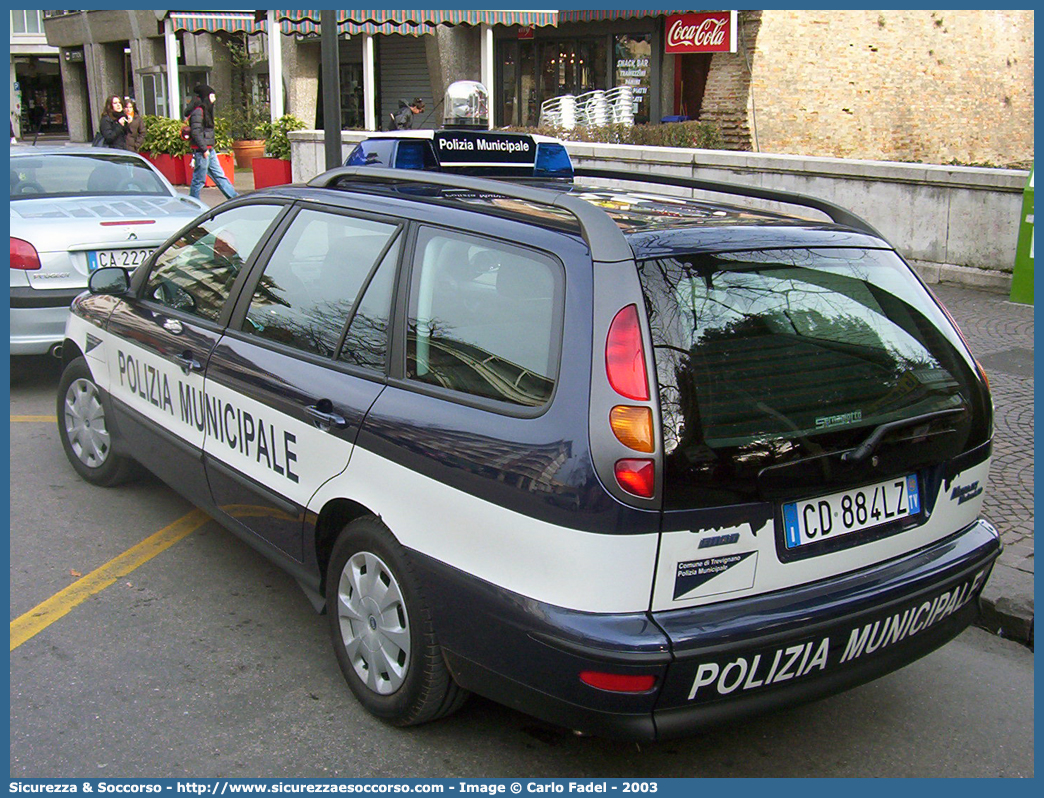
40,9,1034,166
10,9,65,139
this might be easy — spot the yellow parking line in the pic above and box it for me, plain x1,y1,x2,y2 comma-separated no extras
10,508,212,651
11,415,57,423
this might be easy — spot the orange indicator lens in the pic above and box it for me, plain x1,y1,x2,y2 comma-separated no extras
610,406,654,453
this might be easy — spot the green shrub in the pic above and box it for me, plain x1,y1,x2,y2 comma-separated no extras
256,115,307,160
214,117,234,154
139,115,189,157
224,105,266,141
507,120,724,151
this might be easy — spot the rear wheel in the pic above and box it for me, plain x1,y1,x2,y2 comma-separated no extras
57,357,136,486
326,516,468,725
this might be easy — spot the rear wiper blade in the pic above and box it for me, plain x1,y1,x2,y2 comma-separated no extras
841,407,966,464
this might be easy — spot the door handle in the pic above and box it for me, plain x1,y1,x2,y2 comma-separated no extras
306,401,348,430
173,352,202,374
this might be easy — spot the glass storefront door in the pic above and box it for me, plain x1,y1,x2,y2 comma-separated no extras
498,32,651,128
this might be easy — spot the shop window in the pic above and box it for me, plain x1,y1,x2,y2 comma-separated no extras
140,74,167,119
613,34,652,125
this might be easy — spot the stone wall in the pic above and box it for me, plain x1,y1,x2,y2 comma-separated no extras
289,130,1029,292
698,10,763,152
744,10,1034,165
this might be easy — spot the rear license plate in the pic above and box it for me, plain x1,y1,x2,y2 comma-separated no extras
86,248,153,271
782,475,920,549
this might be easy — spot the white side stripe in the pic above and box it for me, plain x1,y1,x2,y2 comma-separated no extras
312,446,661,614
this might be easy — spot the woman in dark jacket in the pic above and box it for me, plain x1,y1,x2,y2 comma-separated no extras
99,95,127,149
184,84,237,200
122,99,145,152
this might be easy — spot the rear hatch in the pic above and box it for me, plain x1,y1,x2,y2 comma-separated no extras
11,196,204,291
637,246,993,611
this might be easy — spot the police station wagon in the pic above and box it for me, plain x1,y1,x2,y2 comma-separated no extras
58,148,999,740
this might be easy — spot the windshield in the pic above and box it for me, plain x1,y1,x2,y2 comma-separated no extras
10,153,170,199
638,248,990,509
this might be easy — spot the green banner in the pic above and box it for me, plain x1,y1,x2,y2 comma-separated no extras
1010,165,1034,304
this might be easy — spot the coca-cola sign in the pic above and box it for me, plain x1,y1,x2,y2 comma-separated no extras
665,11,737,54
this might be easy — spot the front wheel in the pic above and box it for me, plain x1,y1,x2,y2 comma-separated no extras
326,516,468,726
57,356,137,486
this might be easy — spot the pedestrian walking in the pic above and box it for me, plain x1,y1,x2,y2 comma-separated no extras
30,102,47,135
184,84,238,200
122,99,145,152
98,95,128,149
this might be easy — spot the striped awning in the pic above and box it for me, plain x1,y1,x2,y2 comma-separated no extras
167,10,686,38
556,10,680,23
275,10,560,36
167,11,267,35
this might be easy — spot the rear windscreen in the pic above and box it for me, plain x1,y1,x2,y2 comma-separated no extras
10,154,169,198
637,248,990,509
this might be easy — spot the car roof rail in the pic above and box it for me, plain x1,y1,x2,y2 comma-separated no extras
572,167,884,239
307,166,635,263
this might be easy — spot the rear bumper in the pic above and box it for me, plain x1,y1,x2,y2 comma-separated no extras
10,288,82,354
417,519,1000,741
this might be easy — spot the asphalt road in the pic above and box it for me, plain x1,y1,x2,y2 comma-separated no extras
9,354,1035,778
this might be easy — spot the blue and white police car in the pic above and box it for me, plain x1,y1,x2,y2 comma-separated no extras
57,82,999,740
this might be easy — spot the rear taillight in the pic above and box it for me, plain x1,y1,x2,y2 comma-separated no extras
604,303,657,500
605,304,649,401
614,459,656,499
10,238,41,271
579,671,657,693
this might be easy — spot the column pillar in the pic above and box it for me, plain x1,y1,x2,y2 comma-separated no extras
163,17,181,120
480,23,494,128
362,33,376,131
267,11,284,119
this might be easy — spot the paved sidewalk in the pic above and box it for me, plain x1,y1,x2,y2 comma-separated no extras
931,284,1035,647
175,165,258,207
178,169,1035,647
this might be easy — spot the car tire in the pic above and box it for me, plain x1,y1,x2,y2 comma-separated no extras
57,356,137,487
326,516,469,726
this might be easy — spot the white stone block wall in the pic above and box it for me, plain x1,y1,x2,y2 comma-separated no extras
290,131,1029,290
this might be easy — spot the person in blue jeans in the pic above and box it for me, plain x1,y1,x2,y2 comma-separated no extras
185,84,238,201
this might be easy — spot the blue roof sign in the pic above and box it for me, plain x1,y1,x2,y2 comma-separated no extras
345,130,573,179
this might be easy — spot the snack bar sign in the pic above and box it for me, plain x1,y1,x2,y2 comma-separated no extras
665,11,738,54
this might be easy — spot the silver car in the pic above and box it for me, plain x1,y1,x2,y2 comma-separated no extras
10,146,209,356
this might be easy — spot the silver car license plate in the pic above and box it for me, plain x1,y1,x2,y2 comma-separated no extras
782,474,920,549
86,248,153,271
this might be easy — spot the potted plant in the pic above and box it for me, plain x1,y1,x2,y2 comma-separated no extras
226,106,267,170
252,115,306,188
181,117,237,189
139,115,190,185
226,37,268,169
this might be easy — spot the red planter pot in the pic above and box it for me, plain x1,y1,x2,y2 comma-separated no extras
183,152,235,188
252,157,293,189
143,152,186,186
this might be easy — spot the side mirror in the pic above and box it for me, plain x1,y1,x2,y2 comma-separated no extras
88,267,130,296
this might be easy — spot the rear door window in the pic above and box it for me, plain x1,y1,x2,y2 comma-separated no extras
405,228,562,408
637,248,989,509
